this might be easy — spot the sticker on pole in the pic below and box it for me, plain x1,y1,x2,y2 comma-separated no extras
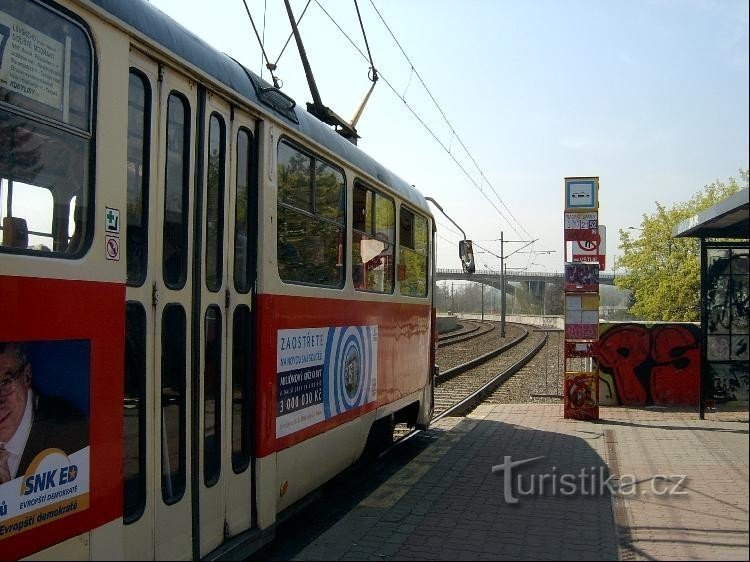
564,211,598,241
572,225,606,269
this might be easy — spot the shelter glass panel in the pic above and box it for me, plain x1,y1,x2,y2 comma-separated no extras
704,243,749,408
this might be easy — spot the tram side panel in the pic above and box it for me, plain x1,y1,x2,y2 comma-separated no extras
0,0,130,559
253,126,433,513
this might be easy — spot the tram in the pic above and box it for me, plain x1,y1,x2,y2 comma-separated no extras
0,0,461,558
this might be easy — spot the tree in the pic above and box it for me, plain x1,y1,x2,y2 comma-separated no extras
616,170,748,321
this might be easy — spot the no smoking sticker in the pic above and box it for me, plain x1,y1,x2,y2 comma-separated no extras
105,235,120,261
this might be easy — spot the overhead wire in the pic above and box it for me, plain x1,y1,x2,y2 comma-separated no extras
313,0,524,238
240,0,281,87
366,0,532,240
241,0,534,242
273,0,313,69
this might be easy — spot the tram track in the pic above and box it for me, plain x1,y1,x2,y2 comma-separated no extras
437,319,495,347
391,322,548,443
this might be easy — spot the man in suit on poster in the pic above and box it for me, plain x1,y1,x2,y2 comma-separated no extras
0,342,88,484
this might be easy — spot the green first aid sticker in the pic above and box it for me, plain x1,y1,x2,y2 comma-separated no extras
105,207,120,234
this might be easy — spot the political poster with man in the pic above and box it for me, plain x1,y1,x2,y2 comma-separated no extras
0,340,90,539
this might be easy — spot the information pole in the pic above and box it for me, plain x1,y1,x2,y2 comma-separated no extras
562,177,602,420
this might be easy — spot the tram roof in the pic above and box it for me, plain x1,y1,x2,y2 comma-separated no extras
673,188,749,239
87,0,430,215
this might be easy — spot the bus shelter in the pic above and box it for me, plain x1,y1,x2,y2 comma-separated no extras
673,188,749,417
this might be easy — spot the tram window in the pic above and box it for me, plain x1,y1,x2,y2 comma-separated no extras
0,1,92,129
0,121,90,255
0,1,93,257
161,305,186,504
124,302,147,524
204,306,222,487
162,94,190,289
127,71,151,286
234,128,254,293
231,305,253,472
398,207,429,297
278,141,312,211
277,139,345,287
206,114,225,292
352,182,395,293
315,161,345,224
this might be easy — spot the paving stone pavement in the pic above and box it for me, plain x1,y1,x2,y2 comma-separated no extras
256,405,749,561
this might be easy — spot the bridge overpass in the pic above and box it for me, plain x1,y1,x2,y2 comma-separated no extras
435,268,615,286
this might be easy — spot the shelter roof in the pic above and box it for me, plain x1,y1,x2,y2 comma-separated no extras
673,188,749,239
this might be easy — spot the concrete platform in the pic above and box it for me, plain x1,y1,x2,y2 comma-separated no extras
259,405,749,561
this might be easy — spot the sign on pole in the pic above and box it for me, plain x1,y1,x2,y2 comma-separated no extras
565,177,599,210
563,176,600,421
572,225,606,270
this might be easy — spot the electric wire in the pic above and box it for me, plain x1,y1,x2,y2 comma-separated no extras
354,0,378,82
242,0,533,241
313,0,523,238
366,0,532,240
273,0,313,68
241,0,281,87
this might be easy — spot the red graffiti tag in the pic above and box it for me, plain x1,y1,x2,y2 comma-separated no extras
596,323,700,406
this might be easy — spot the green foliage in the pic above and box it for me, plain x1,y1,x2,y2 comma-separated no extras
615,170,748,321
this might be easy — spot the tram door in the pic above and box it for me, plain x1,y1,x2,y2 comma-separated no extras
194,95,258,557
150,65,199,560
123,54,198,560
124,51,257,560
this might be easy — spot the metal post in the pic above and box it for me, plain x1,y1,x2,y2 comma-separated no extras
481,283,485,321
500,231,506,338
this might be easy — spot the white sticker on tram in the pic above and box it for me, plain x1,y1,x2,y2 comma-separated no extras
276,326,378,438
0,11,65,110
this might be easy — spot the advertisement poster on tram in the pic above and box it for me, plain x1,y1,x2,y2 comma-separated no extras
276,326,378,438
0,340,90,539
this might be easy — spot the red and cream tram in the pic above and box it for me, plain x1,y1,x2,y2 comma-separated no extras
0,0,443,558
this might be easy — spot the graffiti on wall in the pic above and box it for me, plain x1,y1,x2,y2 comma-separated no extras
596,323,700,407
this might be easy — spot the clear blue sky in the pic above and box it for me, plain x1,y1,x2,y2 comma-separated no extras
148,0,749,273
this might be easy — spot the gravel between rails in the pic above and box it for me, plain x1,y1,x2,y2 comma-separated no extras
484,328,566,404
436,321,566,406
436,322,525,372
